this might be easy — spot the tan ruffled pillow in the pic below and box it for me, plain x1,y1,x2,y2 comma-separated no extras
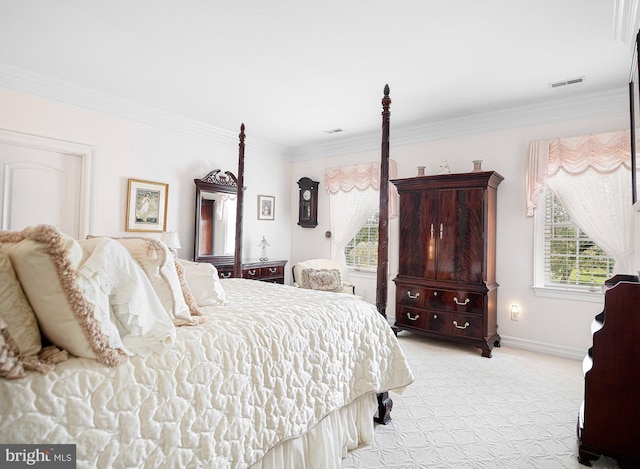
0,316,67,379
0,239,42,357
9,225,128,366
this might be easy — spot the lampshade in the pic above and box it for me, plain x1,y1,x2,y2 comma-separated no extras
160,231,181,250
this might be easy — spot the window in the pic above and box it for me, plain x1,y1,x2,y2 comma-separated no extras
535,189,615,299
344,209,378,269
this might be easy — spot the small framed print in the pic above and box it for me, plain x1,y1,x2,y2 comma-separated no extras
126,178,168,232
257,194,275,221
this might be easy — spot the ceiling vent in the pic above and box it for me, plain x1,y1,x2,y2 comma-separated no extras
549,76,586,89
324,128,343,134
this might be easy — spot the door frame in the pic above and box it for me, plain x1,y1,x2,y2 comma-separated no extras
0,128,96,238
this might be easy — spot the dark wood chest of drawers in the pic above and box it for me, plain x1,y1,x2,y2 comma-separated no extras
216,260,287,284
392,171,502,357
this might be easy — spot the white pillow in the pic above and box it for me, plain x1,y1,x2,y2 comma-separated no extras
8,225,128,366
77,237,176,357
176,259,226,306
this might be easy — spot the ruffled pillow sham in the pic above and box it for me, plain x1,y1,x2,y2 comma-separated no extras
8,225,129,366
176,259,226,306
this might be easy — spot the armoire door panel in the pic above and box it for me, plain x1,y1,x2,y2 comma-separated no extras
437,188,484,283
398,190,436,278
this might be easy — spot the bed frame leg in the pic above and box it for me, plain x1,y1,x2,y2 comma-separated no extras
375,392,393,425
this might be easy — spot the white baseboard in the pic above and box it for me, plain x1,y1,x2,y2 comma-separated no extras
499,335,586,361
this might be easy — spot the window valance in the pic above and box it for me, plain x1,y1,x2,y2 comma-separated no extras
526,130,632,216
324,160,397,193
324,160,398,218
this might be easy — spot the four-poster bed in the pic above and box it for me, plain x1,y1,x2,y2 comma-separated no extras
0,87,412,468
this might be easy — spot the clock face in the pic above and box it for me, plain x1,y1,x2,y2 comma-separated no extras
302,189,311,201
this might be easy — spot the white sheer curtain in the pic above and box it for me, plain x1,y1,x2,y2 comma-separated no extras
325,161,397,278
328,188,379,275
527,130,635,274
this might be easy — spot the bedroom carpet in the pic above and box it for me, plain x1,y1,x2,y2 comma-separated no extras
342,333,620,469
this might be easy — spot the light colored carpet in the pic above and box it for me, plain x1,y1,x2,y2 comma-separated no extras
342,333,621,469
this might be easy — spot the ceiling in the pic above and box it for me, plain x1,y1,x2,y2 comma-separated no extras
0,0,638,152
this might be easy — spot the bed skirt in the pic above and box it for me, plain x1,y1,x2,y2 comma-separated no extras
250,392,377,469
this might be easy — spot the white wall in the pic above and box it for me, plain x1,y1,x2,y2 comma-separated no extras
0,88,293,280
2,84,635,358
291,109,631,358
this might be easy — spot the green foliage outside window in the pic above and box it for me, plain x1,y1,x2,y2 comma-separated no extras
345,210,379,269
546,192,614,288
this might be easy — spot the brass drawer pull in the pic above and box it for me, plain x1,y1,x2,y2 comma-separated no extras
221,272,231,278
453,297,470,305
407,291,420,299
407,312,420,321
248,269,257,276
269,267,277,273
453,321,470,329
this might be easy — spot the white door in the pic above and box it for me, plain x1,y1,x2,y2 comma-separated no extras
0,138,87,239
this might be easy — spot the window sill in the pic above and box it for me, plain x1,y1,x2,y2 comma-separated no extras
347,267,377,276
532,285,604,303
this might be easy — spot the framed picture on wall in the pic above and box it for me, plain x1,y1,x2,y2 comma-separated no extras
257,194,275,220
125,178,168,232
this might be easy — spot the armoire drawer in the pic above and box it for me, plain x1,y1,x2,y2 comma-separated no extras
426,311,483,339
396,284,484,314
395,306,428,330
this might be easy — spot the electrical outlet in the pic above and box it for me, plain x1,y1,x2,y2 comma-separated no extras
511,310,520,321
362,290,367,299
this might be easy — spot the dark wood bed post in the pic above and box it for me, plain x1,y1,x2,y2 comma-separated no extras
375,85,393,426
233,124,245,278
375,84,391,319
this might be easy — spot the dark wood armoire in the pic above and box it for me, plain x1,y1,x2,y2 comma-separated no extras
578,276,640,468
392,171,503,357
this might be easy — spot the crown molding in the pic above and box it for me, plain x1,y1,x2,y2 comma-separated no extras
0,63,628,163
290,87,629,161
0,63,289,160
613,0,640,46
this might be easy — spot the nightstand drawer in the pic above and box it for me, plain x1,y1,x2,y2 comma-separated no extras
260,265,284,279
217,267,234,279
243,267,261,280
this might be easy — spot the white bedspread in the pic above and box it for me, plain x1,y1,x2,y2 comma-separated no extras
0,279,413,468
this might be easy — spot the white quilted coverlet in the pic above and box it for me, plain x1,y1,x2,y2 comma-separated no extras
0,279,413,468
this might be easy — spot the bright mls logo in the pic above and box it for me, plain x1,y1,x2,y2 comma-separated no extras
0,444,75,468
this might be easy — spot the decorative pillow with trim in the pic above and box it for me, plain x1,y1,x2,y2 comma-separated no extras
301,268,343,293
93,237,200,326
176,259,226,306
0,239,41,357
0,315,67,379
0,316,27,379
8,225,128,366
174,260,207,314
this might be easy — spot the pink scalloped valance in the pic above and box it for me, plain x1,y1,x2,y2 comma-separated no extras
324,160,398,217
548,130,632,175
526,130,632,216
324,160,397,193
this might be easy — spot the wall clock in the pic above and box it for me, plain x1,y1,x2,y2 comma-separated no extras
297,177,319,228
